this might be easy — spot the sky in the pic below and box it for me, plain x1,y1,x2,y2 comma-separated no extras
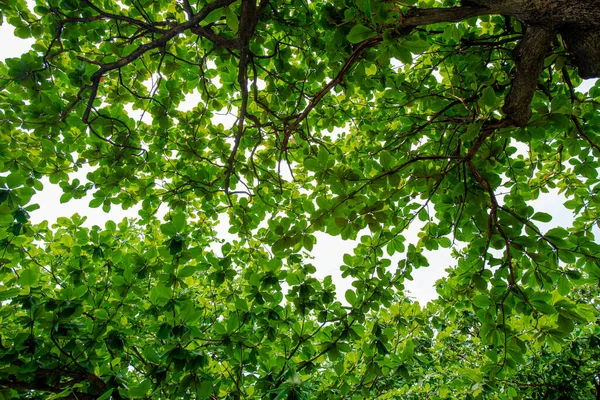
0,14,597,305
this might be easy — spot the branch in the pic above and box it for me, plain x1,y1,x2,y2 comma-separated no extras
0,379,62,394
571,116,600,154
80,0,170,33
282,5,502,147
182,0,194,19
189,26,237,48
0,366,104,400
283,36,382,148
80,0,237,122
466,119,513,160
503,25,556,126
49,332,107,392
401,6,491,27
467,160,516,286
224,0,258,196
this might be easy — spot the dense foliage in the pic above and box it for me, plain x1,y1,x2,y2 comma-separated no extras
0,0,599,398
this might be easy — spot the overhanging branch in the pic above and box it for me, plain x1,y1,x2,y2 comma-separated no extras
502,26,556,126
401,6,492,27
77,0,237,123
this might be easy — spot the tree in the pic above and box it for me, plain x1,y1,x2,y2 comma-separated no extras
0,0,599,398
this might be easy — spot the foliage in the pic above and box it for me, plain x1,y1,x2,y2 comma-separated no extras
0,0,599,398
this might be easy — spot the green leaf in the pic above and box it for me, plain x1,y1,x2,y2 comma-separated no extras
94,309,109,320
6,172,25,188
172,211,186,232
573,304,597,322
565,269,582,280
557,274,570,296
558,250,575,264
317,146,329,165
177,265,196,278
347,24,377,44
531,300,556,315
169,236,185,255
563,199,579,210
13,208,29,223
403,38,430,54
19,269,39,287
157,323,172,340
225,9,239,32
397,365,410,380
235,297,248,312
198,380,213,399
14,26,31,39
556,314,574,333
546,227,569,240
0,287,20,301
129,379,151,398
105,220,117,232
72,285,88,298
438,237,452,248
345,289,357,306
97,389,114,400
142,347,160,364
531,212,552,222
402,339,415,359
472,295,493,308
481,86,496,108
0,189,10,205
379,151,393,170
89,197,104,208
394,47,413,64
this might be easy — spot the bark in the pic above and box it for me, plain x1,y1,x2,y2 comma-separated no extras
503,26,556,127
560,26,600,79
402,6,490,27
463,0,600,125
458,1,600,82
467,0,600,80
468,0,600,27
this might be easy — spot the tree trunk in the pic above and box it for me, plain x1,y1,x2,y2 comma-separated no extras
560,26,600,78
469,0,600,27
470,0,600,79
463,0,600,124
502,26,556,127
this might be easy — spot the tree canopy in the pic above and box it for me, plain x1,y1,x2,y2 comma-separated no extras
1,0,600,398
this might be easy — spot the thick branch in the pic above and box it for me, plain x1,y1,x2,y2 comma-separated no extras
561,26,600,79
224,0,266,196
502,26,556,127
80,0,171,33
402,6,492,27
468,0,600,26
0,366,104,400
49,332,107,392
189,26,237,48
0,379,62,394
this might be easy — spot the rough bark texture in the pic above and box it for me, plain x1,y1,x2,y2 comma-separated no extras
467,0,600,79
463,0,600,125
560,26,600,79
503,26,556,127
402,6,489,27
470,0,600,27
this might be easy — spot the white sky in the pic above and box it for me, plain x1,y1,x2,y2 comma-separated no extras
1,17,597,305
